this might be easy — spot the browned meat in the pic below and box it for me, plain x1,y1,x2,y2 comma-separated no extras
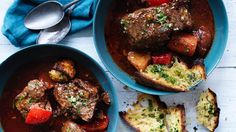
194,26,212,57
15,80,52,117
49,59,76,82
72,79,99,97
121,0,192,49
101,92,111,105
53,78,99,121
171,0,190,8
62,121,85,132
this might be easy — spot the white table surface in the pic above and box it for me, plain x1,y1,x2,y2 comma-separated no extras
0,0,236,132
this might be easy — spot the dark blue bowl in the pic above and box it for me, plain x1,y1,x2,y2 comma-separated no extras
93,0,228,95
0,44,118,132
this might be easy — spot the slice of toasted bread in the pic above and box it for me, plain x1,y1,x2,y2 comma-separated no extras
134,57,206,92
120,94,186,132
120,94,168,132
196,89,220,132
166,105,186,132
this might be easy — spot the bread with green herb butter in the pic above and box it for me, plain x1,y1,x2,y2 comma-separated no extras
120,94,186,132
135,57,206,92
166,105,186,132
196,89,220,132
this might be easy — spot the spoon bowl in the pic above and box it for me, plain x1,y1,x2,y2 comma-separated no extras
24,0,80,30
37,14,71,44
37,5,75,44
37,7,73,44
24,1,64,30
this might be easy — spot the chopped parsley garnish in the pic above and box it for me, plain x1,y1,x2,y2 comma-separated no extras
68,94,88,111
148,65,177,85
159,113,164,119
66,128,71,132
120,19,129,31
18,95,25,100
170,127,179,132
208,104,215,115
188,73,197,82
160,123,164,129
148,113,155,118
149,65,163,73
155,7,168,25
148,99,154,111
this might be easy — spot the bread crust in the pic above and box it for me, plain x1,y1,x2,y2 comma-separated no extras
135,72,187,92
176,105,187,132
134,62,206,92
166,105,187,132
207,88,220,132
119,111,141,132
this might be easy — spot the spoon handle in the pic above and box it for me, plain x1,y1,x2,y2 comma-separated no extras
67,5,76,15
63,0,80,10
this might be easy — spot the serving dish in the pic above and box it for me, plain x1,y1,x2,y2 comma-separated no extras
0,44,118,132
93,0,228,95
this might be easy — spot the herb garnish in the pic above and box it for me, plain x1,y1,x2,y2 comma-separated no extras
120,19,129,31
148,99,153,111
68,94,88,112
155,7,168,25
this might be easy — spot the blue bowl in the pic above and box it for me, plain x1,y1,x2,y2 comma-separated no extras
93,0,228,95
0,44,118,132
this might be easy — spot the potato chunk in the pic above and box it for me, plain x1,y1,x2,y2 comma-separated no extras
62,121,85,132
49,70,68,82
127,51,151,72
168,33,198,57
49,59,76,82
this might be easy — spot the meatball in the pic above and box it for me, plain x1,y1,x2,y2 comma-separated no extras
53,78,99,121
15,80,52,118
62,121,85,132
49,59,76,82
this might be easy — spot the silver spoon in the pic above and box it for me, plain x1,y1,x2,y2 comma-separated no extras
24,0,80,30
37,5,75,44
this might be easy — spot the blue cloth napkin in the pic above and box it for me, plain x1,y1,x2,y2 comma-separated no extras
2,0,98,47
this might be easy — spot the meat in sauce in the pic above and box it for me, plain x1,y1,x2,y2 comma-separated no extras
0,58,110,132
106,0,214,76
15,79,52,119
54,78,99,121
105,0,214,91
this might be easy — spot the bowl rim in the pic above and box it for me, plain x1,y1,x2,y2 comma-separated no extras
93,0,229,95
0,44,119,132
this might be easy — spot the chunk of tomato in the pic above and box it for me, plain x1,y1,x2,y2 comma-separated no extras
25,107,52,125
146,0,170,7
152,53,173,65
